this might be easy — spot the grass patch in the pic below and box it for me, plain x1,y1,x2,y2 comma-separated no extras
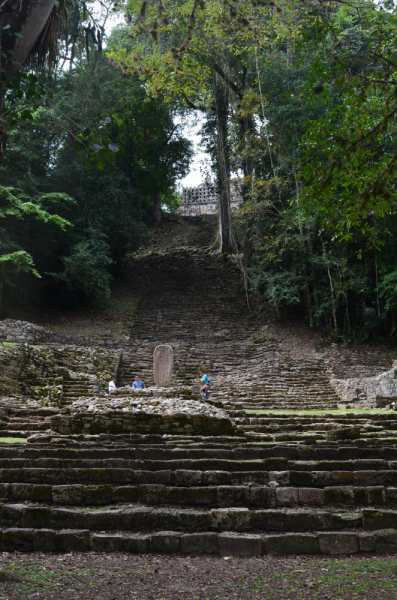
236,557,397,599
246,409,390,415
2,341,17,348
0,437,27,444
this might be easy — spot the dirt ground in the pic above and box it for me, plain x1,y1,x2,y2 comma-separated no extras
0,552,396,600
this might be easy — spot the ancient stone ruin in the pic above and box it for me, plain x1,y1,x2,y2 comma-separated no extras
177,181,242,216
1,251,397,558
331,360,397,409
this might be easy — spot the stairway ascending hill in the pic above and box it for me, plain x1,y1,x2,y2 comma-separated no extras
117,216,340,410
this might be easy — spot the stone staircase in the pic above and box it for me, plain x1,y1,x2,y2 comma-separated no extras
0,432,397,555
1,215,397,556
116,244,340,410
60,373,101,406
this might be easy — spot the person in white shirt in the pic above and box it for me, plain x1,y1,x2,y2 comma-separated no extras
108,378,117,394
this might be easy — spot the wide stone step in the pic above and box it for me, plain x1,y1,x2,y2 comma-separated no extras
0,481,394,508
0,503,363,533
9,440,397,459
1,527,396,556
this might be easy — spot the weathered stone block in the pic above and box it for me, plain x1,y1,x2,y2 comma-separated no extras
217,486,250,507
31,485,52,502
1,504,24,526
264,534,319,555
218,533,261,556
84,485,112,505
176,510,210,532
52,485,83,505
318,532,359,554
124,535,150,553
33,529,55,552
331,472,354,485
362,509,397,530
324,486,354,505
359,528,397,553
2,528,34,552
50,508,85,530
367,487,385,506
164,487,187,504
312,471,332,487
180,533,218,555
290,471,311,486
210,508,250,532
89,469,112,482
250,487,276,508
150,531,180,553
175,470,202,486
10,483,31,501
353,487,368,506
22,507,51,529
55,529,90,552
0,484,10,499
276,487,298,507
298,488,324,506
269,471,290,486
354,471,378,486
386,488,397,505
113,486,138,503
186,487,217,505
90,534,124,552
202,471,231,485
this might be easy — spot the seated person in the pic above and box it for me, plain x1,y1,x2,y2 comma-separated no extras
108,378,117,394
132,375,145,389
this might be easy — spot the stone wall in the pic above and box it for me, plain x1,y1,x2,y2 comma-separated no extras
51,396,237,436
0,342,121,406
0,319,125,349
0,320,53,344
325,345,395,380
331,361,397,408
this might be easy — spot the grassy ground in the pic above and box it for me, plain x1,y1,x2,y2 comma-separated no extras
0,553,396,599
246,409,391,415
0,438,27,444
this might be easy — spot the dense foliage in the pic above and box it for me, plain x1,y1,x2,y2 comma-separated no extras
2,0,397,341
0,55,192,311
109,0,397,340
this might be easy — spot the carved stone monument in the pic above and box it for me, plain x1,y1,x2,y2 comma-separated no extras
153,344,173,387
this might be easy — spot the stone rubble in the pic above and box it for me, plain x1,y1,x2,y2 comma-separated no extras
50,395,237,436
331,360,397,409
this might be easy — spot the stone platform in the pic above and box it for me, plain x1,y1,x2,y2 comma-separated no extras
50,395,237,436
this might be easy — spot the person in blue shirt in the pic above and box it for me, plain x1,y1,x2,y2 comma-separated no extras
200,370,210,399
132,375,145,389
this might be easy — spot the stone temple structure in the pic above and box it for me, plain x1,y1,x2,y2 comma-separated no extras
3,217,397,558
177,181,243,216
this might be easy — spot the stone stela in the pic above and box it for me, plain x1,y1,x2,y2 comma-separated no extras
153,344,173,387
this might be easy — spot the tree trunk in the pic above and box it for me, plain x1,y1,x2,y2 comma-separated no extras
214,79,235,254
0,1,56,164
152,193,162,225
0,0,56,69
